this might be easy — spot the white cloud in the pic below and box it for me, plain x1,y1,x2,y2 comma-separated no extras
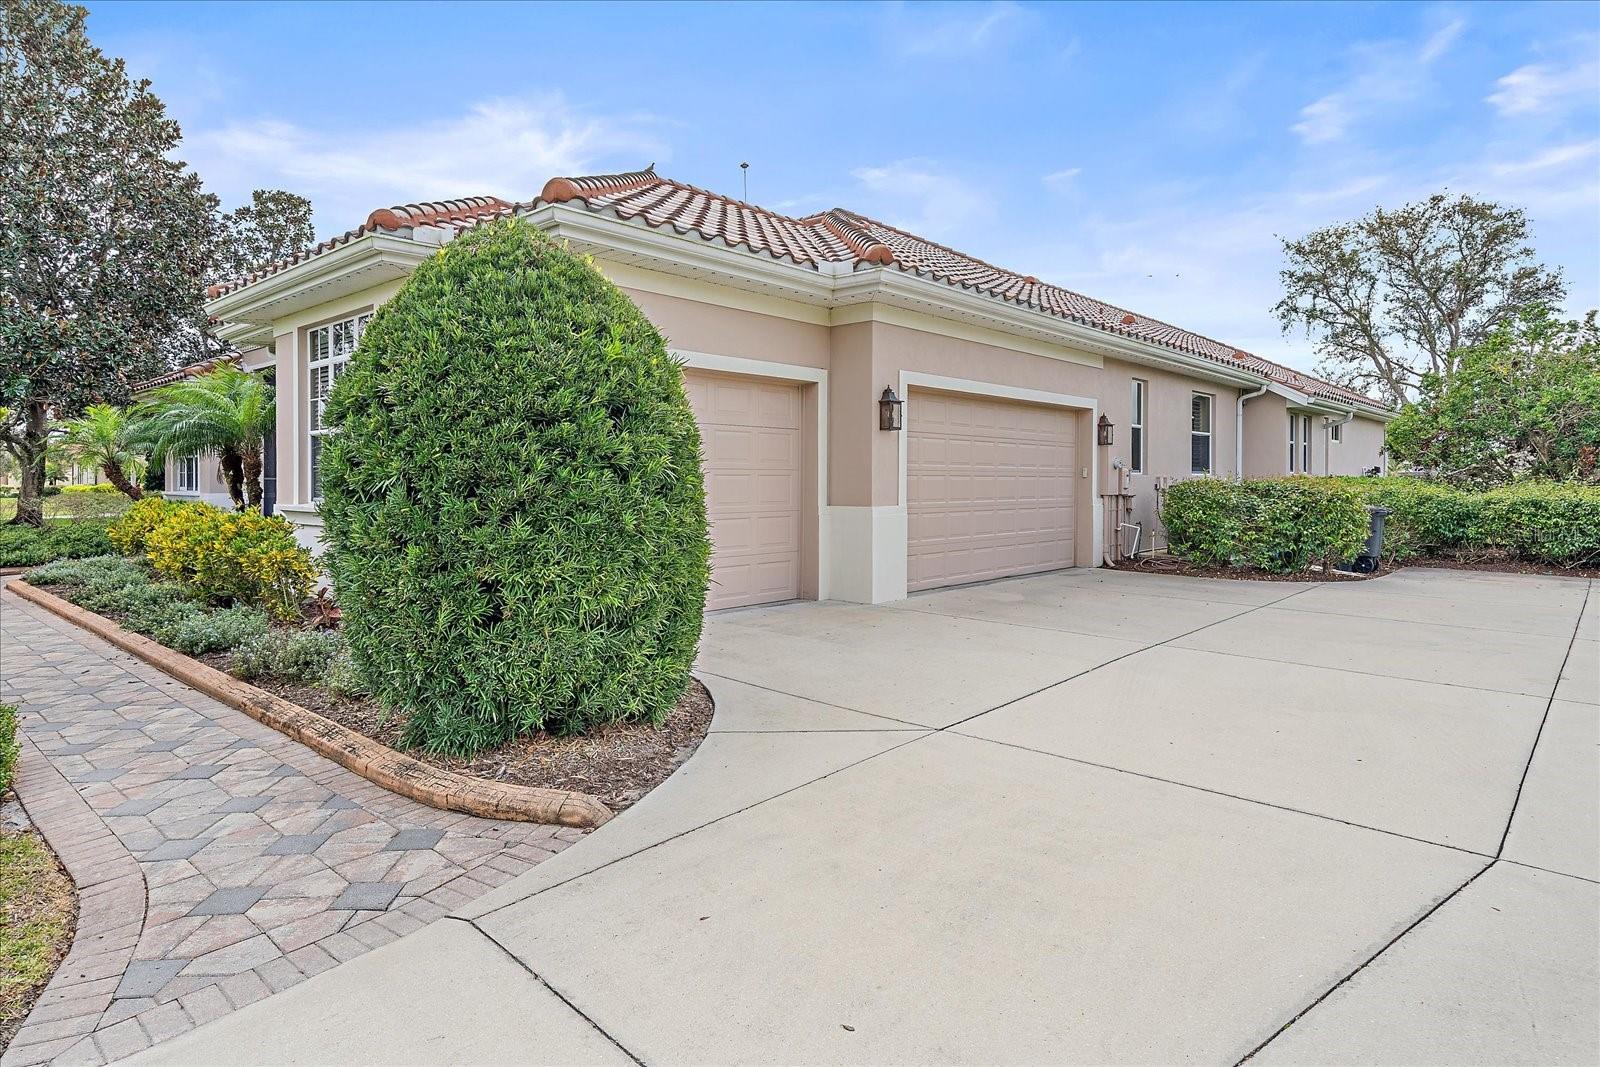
885,1,1030,58
1291,17,1465,144
1490,140,1600,177
188,95,666,237
850,160,994,239
1042,167,1082,190
1486,58,1600,116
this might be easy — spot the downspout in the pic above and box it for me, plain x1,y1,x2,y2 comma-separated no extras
1327,410,1355,475
1235,381,1270,482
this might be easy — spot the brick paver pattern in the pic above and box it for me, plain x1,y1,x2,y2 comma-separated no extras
1,588,584,1065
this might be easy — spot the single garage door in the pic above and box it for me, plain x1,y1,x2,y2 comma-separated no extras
684,371,803,610
907,389,1077,592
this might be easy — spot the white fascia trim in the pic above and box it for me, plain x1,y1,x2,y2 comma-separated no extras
203,234,432,325
276,502,324,526
1269,382,1395,422
895,371,1102,594
672,349,833,601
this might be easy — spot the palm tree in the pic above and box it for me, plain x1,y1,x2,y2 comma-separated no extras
59,405,146,500
141,366,275,510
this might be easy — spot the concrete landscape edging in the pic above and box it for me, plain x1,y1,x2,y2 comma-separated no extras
7,580,613,829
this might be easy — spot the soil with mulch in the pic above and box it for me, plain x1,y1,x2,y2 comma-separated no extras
1119,555,1389,582
192,650,713,813
1400,556,1600,580
0,808,77,1052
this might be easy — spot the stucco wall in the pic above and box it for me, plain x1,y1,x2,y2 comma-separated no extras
1326,414,1387,476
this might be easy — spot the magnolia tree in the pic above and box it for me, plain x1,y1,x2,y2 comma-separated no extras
0,0,216,525
1276,193,1566,406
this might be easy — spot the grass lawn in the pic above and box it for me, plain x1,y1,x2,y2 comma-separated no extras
0,829,75,1049
0,493,132,523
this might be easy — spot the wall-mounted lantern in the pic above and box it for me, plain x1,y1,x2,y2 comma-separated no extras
1097,413,1114,446
879,386,904,431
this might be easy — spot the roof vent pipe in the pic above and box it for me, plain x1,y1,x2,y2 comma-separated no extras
1235,381,1270,481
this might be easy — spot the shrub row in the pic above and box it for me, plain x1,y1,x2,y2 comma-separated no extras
0,520,114,567
108,499,316,619
1161,478,1369,573
1346,478,1600,566
1162,477,1600,572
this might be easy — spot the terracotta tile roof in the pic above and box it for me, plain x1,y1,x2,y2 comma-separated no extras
536,168,1387,409
134,354,239,393
205,196,516,299
205,167,1385,410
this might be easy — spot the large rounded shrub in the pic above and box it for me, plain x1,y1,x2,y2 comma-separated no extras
318,219,710,755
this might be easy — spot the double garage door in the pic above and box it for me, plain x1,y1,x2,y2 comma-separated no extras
686,371,1078,608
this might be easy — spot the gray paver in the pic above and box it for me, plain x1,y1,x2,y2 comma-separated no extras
381,828,444,852
331,882,402,911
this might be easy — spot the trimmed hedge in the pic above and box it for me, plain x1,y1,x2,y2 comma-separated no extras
0,520,114,567
1161,478,1369,573
1163,476,1600,572
319,218,711,756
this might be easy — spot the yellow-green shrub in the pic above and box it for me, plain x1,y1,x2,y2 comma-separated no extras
109,497,189,556
144,503,317,619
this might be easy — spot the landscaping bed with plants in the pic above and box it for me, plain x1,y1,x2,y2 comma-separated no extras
0,704,77,1052
1158,476,1600,579
25,489,713,814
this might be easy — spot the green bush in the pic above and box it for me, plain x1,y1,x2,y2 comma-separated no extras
231,629,344,685
319,219,710,755
1162,478,1369,573
108,497,188,556
25,554,144,587
1475,482,1600,565
1345,478,1482,562
0,703,18,796
0,520,114,567
154,604,270,655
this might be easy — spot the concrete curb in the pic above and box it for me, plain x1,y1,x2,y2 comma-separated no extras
7,581,613,829
1,735,147,1067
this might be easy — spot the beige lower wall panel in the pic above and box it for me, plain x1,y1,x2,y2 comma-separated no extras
907,389,1077,592
685,371,805,610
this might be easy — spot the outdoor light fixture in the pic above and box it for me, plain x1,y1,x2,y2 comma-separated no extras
879,386,904,431
1098,413,1114,446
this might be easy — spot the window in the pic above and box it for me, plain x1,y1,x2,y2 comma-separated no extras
308,313,371,499
174,454,199,493
1129,379,1147,474
1330,420,1343,444
1288,413,1312,472
1190,393,1212,474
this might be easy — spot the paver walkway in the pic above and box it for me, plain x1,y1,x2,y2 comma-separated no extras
0,583,584,1066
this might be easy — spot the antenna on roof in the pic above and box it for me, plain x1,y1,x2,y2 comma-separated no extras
740,161,749,203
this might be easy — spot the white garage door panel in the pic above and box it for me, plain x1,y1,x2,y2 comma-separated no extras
908,390,1076,592
686,372,803,610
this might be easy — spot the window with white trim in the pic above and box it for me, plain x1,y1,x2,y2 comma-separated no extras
1301,414,1312,472
1190,393,1212,474
174,454,199,493
1329,420,1343,443
1288,413,1298,471
1288,413,1312,472
1129,378,1147,474
308,313,371,500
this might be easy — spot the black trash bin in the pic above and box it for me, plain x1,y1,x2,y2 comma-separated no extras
1349,505,1392,573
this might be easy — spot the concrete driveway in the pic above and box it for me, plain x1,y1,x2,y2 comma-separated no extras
133,568,1597,1066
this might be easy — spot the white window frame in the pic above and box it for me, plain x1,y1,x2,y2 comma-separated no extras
1329,420,1342,444
1288,412,1298,471
1301,415,1312,473
1129,378,1147,475
307,312,371,500
1190,392,1213,475
173,454,199,493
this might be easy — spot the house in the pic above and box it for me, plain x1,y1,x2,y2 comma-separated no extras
200,167,1392,608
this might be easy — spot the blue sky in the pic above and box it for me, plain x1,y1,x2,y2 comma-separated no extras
87,0,1599,373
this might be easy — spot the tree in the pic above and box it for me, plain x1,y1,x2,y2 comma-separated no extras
0,0,216,525
1385,305,1600,488
140,366,275,509
59,404,145,499
1276,193,1566,405
319,219,710,755
162,189,317,366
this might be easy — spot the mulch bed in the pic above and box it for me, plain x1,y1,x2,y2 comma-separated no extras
193,650,713,812
1118,555,1389,582
1399,557,1600,580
